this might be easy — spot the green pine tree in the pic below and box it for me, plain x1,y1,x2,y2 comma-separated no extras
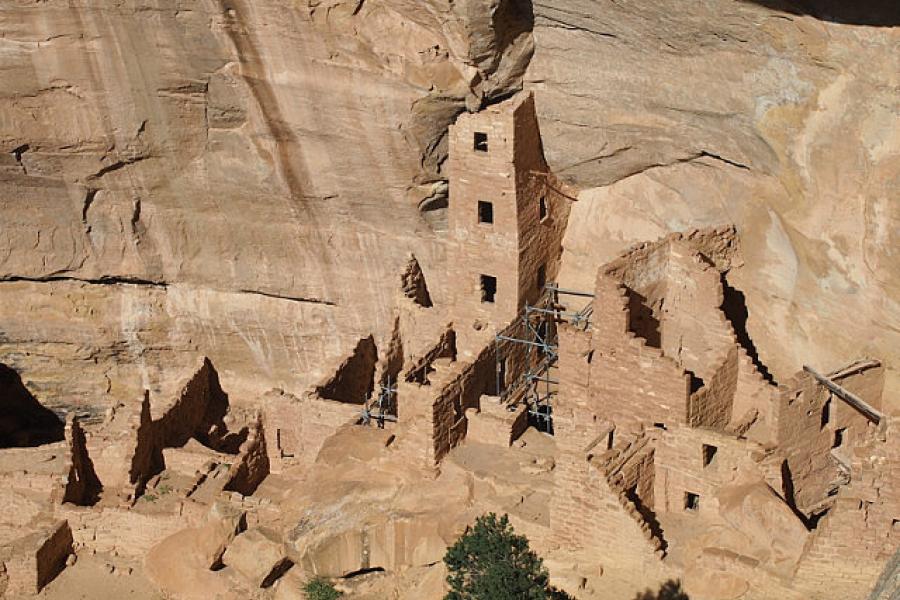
444,513,572,600
303,577,342,600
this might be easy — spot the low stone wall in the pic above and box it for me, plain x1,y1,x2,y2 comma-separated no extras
3,519,72,595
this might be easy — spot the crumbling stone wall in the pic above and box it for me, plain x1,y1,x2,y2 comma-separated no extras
125,391,164,500
793,497,896,600
316,336,377,405
551,431,673,598
3,520,72,595
263,390,360,473
223,415,270,496
687,345,738,429
429,345,495,464
653,424,771,515
400,254,433,308
60,415,102,506
404,328,456,386
590,276,690,434
465,401,528,447
154,357,234,450
774,373,850,516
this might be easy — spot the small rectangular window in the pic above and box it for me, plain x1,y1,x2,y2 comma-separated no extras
539,195,548,221
606,430,614,450
478,201,494,224
474,132,488,152
497,357,507,393
821,398,831,429
702,444,717,467
653,422,667,430
684,492,700,512
480,274,497,303
833,427,846,448
537,264,546,291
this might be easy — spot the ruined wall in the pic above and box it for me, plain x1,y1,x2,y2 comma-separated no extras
315,336,377,405
654,425,768,515
793,498,896,600
2,520,72,595
464,401,528,447
223,416,270,497
774,373,849,515
659,241,736,383
551,437,673,598
687,345,738,430
60,416,102,506
589,276,689,434
125,392,164,501
263,390,360,473
791,416,900,599
400,255,433,309
429,343,495,464
730,349,779,444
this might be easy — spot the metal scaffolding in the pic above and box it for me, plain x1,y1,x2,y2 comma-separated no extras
494,283,594,433
360,376,398,428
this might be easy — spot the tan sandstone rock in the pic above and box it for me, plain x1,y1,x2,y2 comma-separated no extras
222,527,292,588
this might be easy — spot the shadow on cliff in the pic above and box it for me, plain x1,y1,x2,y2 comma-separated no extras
632,579,690,600
0,363,64,448
744,0,900,26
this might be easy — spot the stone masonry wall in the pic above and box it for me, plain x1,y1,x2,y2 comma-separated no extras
223,415,269,496
654,424,768,515
590,276,690,434
263,390,360,473
775,373,847,515
793,498,894,600
687,345,738,430
60,415,102,506
447,96,521,341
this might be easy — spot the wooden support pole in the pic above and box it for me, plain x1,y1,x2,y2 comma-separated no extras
803,365,883,425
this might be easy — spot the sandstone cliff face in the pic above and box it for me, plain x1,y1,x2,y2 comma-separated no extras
0,0,897,413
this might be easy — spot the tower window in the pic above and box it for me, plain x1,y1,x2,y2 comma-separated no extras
537,264,546,291
821,398,831,429
474,132,488,152
477,201,494,224
539,195,548,221
702,444,717,467
684,492,700,512
480,274,497,303
833,427,846,448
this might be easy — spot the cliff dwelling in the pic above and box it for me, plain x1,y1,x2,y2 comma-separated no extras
0,2,898,599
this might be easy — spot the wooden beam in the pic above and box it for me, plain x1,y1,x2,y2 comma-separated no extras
803,365,883,425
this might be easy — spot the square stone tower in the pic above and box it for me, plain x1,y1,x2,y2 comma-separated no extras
447,91,560,351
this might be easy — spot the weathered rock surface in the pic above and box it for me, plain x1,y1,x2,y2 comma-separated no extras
0,0,897,415
0,1,896,418
0,3,897,597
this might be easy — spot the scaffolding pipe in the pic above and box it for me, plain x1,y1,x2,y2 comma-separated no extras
545,284,595,298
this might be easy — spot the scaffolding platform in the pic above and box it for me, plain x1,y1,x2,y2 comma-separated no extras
494,283,594,433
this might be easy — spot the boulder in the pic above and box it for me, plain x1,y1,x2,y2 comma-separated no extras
223,528,293,588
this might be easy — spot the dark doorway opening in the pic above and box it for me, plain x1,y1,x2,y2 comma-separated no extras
529,404,554,435
480,274,497,303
